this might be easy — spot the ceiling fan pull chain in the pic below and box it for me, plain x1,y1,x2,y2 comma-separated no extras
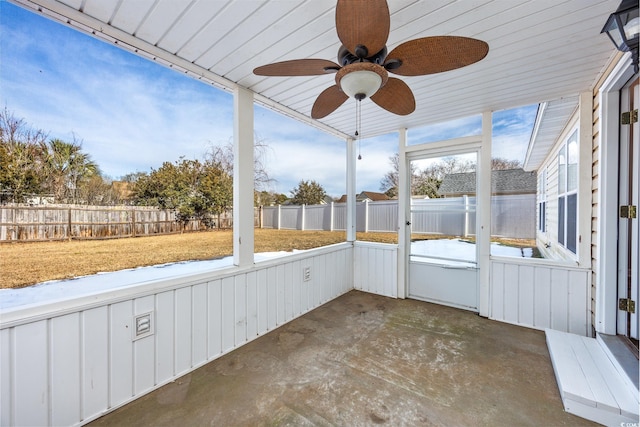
357,99,362,160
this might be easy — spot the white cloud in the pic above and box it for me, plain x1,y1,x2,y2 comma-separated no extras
1,3,538,196
408,115,483,144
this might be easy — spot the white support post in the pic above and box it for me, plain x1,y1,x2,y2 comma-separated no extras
330,202,334,232
233,87,254,267
478,111,492,317
277,205,281,230
397,128,408,299
301,204,306,231
346,137,356,242
364,199,369,233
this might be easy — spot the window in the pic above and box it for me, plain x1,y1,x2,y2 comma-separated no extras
538,168,546,232
488,104,539,259
557,130,578,254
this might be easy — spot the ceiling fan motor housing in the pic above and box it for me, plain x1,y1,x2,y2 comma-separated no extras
338,45,388,66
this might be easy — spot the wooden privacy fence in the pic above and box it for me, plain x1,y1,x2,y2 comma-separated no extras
0,205,238,241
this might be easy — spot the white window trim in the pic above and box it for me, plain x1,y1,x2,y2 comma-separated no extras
557,129,579,257
538,167,547,233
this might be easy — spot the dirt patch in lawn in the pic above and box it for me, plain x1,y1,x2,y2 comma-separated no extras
0,230,397,289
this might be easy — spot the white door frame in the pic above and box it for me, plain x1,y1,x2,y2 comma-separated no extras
401,136,485,311
397,113,491,316
616,77,639,338
596,55,636,335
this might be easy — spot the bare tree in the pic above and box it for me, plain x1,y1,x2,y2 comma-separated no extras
491,157,522,170
0,108,48,202
379,153,418,198
206,133,275,193
414,156,475,198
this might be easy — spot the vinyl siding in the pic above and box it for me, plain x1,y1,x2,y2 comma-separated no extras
536,113,580,264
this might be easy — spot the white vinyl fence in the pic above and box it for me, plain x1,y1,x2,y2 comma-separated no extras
261,195,536,239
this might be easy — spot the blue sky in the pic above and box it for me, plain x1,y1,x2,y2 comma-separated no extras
0,2,537,198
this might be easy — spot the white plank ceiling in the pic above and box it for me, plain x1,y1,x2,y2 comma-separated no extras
13,0,620,140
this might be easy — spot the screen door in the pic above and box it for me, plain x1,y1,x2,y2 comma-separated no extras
407,151,479,311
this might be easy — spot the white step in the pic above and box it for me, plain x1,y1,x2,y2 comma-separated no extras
545,329,639,426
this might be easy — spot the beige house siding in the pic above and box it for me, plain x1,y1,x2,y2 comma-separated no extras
591,90,601,332
536,114,580,263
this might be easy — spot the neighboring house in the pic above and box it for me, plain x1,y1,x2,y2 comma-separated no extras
281,195,334,205
437,169,537,197
321,195,334,205
25,195,55,205
336,191,390,203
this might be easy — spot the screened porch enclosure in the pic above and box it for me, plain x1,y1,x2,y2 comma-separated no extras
1,0,637,426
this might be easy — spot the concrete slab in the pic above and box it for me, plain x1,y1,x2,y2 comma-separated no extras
89,291,596,426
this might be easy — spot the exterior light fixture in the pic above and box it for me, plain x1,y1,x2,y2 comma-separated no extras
601,0,639,72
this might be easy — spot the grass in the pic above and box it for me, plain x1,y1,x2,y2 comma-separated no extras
0,230,536,289
0,230,397,289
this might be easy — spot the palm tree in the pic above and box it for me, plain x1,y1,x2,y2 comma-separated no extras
43,138,99,203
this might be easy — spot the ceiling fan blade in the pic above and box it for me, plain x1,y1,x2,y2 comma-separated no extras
311,85,349,119
385,36,489,76
370,77,415,116
254,59,340,76
336,0,390,58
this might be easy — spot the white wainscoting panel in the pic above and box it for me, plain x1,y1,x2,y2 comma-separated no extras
490,257,591,335
0,243,352,427
354,242,398,298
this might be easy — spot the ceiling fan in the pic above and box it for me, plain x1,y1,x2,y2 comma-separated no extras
253,0,489,119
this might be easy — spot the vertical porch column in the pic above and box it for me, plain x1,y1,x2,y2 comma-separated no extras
478,111,492,317
329,202,334,232
233,86,254,267
397,128,408,299
277,204,281,230
346,137,356,242
364,200,369,233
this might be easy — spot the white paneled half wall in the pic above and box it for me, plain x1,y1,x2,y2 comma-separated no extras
0,244,353,427
490,257,591,336
353,241,398,298
1,240,595,426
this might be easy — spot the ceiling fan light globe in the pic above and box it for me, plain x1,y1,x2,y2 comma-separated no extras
340,70,382,99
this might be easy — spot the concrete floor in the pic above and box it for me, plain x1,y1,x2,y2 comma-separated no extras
89,291,596,426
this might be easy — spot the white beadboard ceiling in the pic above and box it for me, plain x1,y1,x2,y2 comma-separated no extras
13,0,620,140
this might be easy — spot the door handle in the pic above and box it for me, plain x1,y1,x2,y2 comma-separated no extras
406,221,411,226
